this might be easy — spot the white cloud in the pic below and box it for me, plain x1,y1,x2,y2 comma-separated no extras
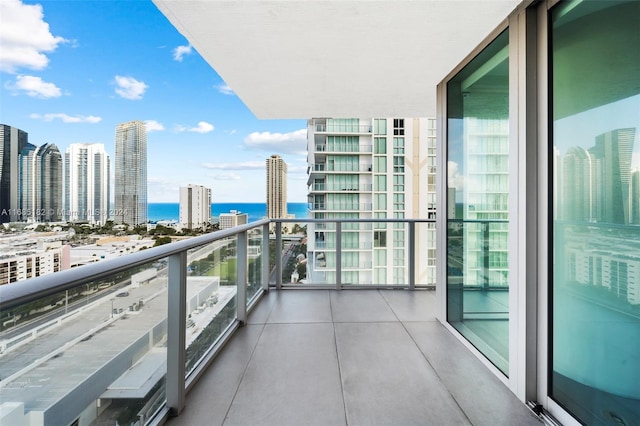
213,173,241,181
243,129,307,155
5,75,62,98
114,75,148,100
173,45,192,61
175,121,215,134
0,0,67,73
201,161,264,171
448,161,465,191
288,165,308,174
148,177,180,202
144,120,165,132
30,113,102,123
216,83,234,95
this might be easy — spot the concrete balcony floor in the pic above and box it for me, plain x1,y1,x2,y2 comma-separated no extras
166,289,541,426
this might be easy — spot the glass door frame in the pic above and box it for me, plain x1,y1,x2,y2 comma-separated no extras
436,0,548,409
439,1,631,424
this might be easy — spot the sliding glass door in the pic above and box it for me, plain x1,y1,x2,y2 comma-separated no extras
446,30,510,375
550,1,640,423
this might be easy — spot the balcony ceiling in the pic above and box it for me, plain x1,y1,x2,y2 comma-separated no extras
153,0,522,119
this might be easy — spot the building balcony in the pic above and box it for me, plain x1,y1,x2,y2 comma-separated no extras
309,203,373,212
163,288,538,426
308,183,373,193
0,218,540,426
313,124,373,134
307,164,373,176
313,144,373,154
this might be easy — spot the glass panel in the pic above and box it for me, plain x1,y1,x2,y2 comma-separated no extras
551,1,640,423
416,222,437,286
186,238,237,374
0,260,169,425
247,228,265,303
305,219,416,286
446,29,510,375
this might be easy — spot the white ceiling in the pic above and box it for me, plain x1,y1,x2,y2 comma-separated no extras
153,0,522,119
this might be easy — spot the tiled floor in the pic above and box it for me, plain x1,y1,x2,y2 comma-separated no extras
165,290,541,426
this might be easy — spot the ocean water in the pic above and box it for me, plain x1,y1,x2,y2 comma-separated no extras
148,202,308,223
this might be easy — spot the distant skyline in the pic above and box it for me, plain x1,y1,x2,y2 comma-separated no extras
0,0,308,203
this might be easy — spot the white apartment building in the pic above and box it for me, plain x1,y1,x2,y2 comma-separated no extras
179,184,211,230
306,117,436,285
0,240,68,285
219,210,248,230
65,143,110,225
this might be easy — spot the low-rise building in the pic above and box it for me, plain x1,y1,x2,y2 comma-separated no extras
218,210,248,230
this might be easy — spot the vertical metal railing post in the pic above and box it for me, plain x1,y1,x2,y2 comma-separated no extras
409,221,416,290
262,223,270,291
167,251,187,416
275,222,283,290
483,222,490,291
335,221,342,290
237,232,248,325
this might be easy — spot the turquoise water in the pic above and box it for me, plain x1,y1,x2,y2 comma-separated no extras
148,202,308,223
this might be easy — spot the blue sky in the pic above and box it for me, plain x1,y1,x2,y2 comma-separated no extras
0,0,308,203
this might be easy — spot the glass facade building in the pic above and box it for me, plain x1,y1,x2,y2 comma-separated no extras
0,125,29,223
114,120,148,226
19,143,63,223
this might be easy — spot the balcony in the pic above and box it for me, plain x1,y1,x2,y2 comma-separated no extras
309,183,373,193
314,144,373,154
0,219,541,426
164,289,539,426
309,203,373,212
314,124,372,134
308,164,373,175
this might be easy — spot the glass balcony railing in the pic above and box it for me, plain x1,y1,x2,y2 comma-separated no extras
0,220,271,426
308,203,373,211
308,164,373,173
314,124,372,133
314,144,373,153
308,183,373,192
0,217,441,425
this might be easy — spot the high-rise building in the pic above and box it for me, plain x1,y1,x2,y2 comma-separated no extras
631,170,640,225
0,125,30,223
19,143,63,222
65,144,110,225
266,154,287,219
179,184,211,230
589,128,636,224
306,117,436,285
114,120,147,226
560,146,594,222
461,117,510,288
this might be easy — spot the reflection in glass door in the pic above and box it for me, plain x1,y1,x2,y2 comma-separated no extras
551,1,640,424
446,30,510,375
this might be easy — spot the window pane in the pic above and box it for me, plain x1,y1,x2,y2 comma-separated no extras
446,29,509,375
550,1,640,423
